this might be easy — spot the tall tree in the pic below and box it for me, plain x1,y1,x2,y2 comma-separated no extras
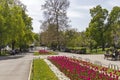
41,0,70,49
0,0,10,54
86,5,108,51
0,0,34,53
64,29,78,47
107,6,120,48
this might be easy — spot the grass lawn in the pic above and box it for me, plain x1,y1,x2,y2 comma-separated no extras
34,52,40,55
87,48,106,54
0,51,9,56
31,59,58,80
68,47,106,54
34,51,57,55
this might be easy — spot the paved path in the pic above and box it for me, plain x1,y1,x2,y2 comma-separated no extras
0,53,33,80
58,52,120,68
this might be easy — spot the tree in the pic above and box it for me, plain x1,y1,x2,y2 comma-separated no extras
107,6,120,48
64,29,78,47
86,5,108,51
41,0,70,49
8,0,34,50
34,33,40,46
0,0,34,54
40,24,57,47
0,11,5,54
0,0,11,54
85,30,97,51
18,9,34,50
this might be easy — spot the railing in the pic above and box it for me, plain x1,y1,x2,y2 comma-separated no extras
108,63,119,70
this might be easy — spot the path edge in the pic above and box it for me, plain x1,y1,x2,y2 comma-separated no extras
28,60,33,80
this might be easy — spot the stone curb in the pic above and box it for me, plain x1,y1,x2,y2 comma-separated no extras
28,60,33,80
44,59,70,80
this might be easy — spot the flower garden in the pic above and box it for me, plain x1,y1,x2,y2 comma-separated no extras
34,50,57,55
48,56,120,80
39,50,50,54
32,49,120,80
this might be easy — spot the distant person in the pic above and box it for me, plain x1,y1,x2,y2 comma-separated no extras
105,50,110,54
112,49,118,60
104,50,110,59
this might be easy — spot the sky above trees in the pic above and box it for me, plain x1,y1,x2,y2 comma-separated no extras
20,0,120,33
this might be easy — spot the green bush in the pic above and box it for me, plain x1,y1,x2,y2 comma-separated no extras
80,48,86,54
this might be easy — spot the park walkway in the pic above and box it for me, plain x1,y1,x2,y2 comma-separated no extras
0,53,33,80
58,52,120,69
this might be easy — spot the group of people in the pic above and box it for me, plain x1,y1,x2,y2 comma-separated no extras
104,49,120,60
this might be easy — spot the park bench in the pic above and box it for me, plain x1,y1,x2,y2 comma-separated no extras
104,53,120,60
104,54,112,59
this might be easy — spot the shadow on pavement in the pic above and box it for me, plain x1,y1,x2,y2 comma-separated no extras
0,55,24,61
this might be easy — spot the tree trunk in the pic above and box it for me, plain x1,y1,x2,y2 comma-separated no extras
102,43,105,51
0,48,1,55
96,48,97,53
101,32,105,51
56,14,60,50
12,40,15,50
90,42,93,52
95,46,98,53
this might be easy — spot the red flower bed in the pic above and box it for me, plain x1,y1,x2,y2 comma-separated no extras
39,50,50,54
48,56,119,80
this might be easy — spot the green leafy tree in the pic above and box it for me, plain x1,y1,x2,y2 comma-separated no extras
87,5,108,51
0,0,34,54
85,30,97,51
0,0,10,54
107,6,120,48
64,29,78,47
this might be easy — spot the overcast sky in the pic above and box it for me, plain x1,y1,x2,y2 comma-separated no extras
20,0,120,33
